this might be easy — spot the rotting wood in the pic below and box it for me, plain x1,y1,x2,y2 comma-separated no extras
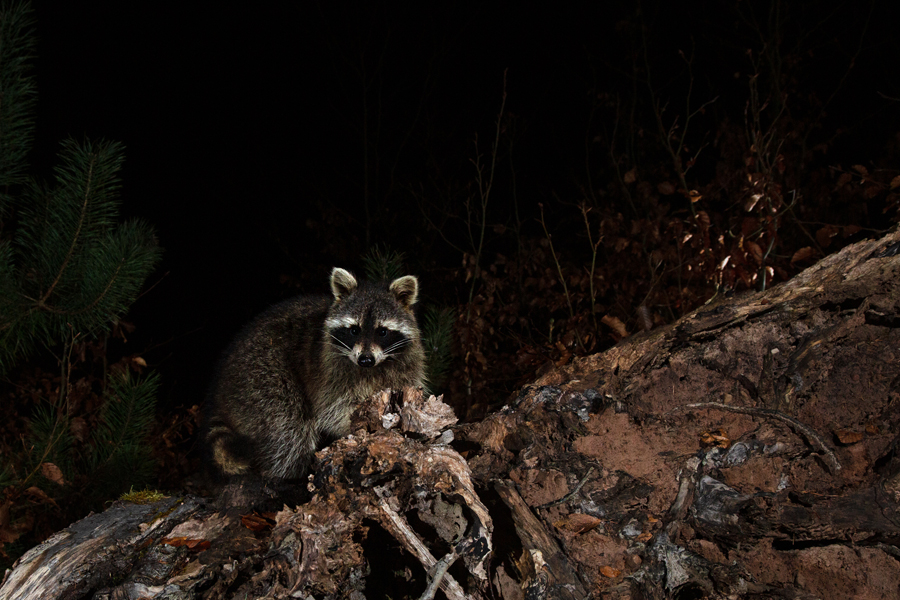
4,229,900,599
2,388,491,599
0,496,204,600
463,228,900,598
494,479,590,599
375,496,469,600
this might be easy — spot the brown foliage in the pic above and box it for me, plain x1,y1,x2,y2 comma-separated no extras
438,47,900,420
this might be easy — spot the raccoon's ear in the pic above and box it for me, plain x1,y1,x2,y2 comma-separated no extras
330,268,358,301
389,275,419,310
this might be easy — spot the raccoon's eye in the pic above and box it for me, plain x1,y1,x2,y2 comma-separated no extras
350,325,361,336
376,327,388,337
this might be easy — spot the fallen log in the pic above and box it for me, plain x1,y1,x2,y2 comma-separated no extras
3,229,900,599
462,228,900,598
1,388,492,600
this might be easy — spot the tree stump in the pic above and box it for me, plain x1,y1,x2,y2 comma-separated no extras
3,229,900,599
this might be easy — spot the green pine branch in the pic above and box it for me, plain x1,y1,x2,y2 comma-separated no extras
0,138,161,373
0,0,36,200
0,464,14,489
87,371,159,490
26,399,74,482
1,3,161,374
18,370,159,502
422,305,455,393
0,2,163,565
362,244,407,282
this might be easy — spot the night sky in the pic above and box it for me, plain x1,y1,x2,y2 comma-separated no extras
24,1,900,408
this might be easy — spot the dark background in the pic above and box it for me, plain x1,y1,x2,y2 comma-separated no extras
25,1,900,410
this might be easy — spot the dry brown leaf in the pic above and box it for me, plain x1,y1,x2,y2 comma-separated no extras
834,429,864,445
553,513,602,534
162,536,211,551
41,462,67,486
241,512,274,532
852,164,868,176
600,314,629,340
746,240,763,265
162,536,186,546
744,193,763,212
864,184,881,199
696,210,711,229
890,175,900,190
600,565,621,578
69,416,89,443
836,172,853,187
1,498,36,550
0,527,22,546
657,181,675,195
24,486,60,509
700,428,730,448
816,225,839,249
791,246,816,264
623,168,637,184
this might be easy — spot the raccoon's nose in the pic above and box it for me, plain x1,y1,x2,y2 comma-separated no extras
357,352,376,368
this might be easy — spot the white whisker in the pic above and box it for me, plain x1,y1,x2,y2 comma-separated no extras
383,338,411,354
326,334,354,357
328,333,351,350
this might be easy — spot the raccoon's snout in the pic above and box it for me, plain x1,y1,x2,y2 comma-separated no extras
357,352,376,368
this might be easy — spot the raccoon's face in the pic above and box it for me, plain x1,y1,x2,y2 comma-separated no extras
324,268,420,369
326,314,416,367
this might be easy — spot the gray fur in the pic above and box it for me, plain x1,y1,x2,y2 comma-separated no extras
203,268,426,480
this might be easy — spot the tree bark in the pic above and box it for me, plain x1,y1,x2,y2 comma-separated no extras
3,230,900,599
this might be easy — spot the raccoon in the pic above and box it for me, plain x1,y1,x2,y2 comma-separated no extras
203,267,426,481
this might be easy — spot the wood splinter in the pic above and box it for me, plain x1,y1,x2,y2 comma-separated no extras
376,499,470,600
